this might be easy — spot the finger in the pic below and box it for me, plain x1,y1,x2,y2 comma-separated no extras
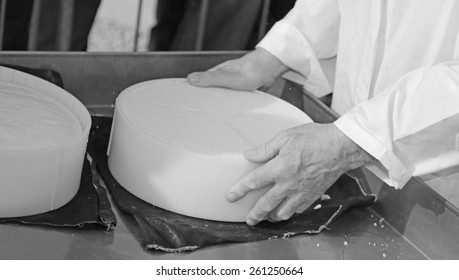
244,132,288,163
187,62,250,90
295,201,311,214
246,186,286,226
226,160,279,202
275,194,313,221
269,192,315,221
267,199,311,223
267,197,290,222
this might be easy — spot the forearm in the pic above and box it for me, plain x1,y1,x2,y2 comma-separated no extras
325,123,376,173
335,61,459,188
257,0,339,97
332,124,376,170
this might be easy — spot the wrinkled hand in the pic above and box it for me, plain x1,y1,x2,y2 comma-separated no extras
187,48,288,91
186,48,374,226
227,123,374,226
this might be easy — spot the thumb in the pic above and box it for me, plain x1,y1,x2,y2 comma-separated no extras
187,70,227,88
187,60,260,90
244,133,287,162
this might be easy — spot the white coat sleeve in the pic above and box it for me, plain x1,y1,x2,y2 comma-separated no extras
256,0,339,97
334,61,459,188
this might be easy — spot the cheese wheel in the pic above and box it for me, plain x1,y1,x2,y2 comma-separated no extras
0,81,81,150
108,78,312,221
0,66,91,218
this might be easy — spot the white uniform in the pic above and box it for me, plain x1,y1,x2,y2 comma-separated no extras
258,0,459,203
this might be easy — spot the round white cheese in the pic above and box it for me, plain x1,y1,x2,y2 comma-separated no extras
0,65,91,218
108,78,312,221
0,81,81,150
121,79,310,158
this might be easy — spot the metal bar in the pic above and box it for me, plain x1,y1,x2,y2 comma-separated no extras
195,0,209,51
300,85,339,124
257,0,271,42
133,0,143,52
57,0,74,51
0,51,246,107
0,0,7,50
27,0,42,51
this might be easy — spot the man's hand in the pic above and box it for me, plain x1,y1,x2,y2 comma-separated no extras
187,48,288,91
227,123,375,226
186,48,374,226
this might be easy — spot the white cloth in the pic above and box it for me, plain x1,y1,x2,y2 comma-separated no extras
257,0,459,190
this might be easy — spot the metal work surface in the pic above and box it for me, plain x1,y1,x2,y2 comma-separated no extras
0,52,458,259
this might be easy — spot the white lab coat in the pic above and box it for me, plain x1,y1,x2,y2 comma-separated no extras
257,0,459,194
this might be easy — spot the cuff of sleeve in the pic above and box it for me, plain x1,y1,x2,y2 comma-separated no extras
334,115,412,189
257,21,332,97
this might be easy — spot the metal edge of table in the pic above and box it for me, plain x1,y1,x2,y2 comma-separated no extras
293,80,459,259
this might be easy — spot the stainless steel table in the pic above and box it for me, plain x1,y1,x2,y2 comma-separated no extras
0,52,458,259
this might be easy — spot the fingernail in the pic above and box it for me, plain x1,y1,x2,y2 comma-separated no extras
188,73,199,84
243,149,254,157
243,148,258,160
246,218,257,226
227,192,237,202
278,212,291,221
